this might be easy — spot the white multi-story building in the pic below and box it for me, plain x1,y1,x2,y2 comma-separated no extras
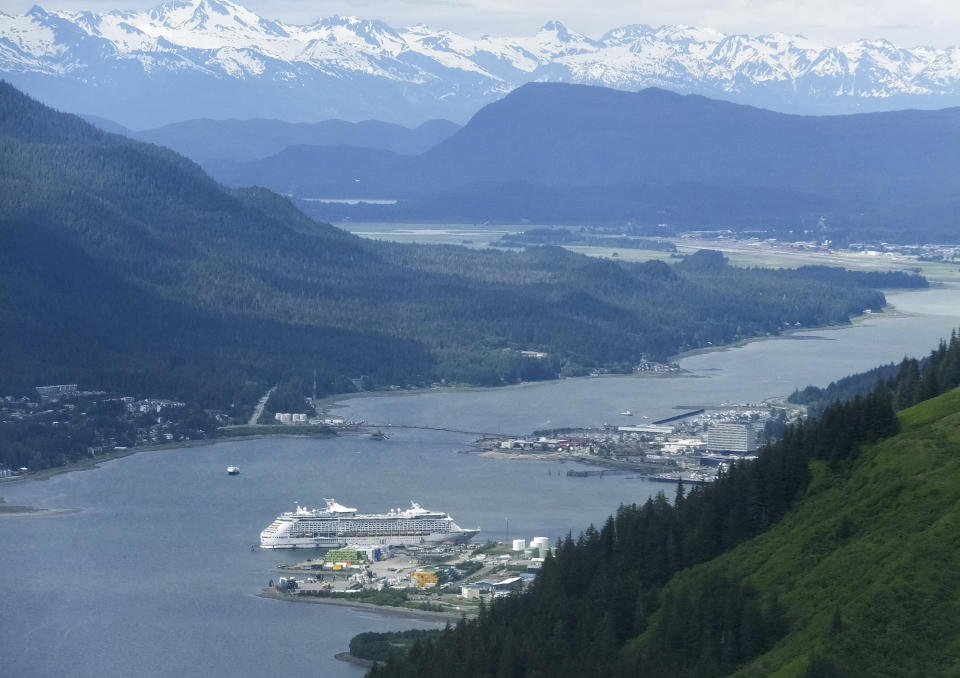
707,423,758,453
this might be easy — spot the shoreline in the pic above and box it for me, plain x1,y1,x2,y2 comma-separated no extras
667,305,896,362
334,652,380,669
3,290,928,487
312,372,689,414
0,431,336,486
322,302,911,416
0,497,83,518
479,449,709,479
257,587,467,622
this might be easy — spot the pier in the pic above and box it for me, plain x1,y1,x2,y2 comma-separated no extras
565,469,629,478
652,408,705,425
357,424,519,438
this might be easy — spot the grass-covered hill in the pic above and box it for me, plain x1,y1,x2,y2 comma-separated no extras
369,337,960,678
0,82,923,416
629,386,960,676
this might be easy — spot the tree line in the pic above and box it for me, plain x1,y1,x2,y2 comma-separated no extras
366,329,960,678
791,329,960,415
0,81,933,450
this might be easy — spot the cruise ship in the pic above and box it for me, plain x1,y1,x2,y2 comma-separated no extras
259,499,480,549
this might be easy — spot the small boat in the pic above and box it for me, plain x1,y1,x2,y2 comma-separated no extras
619,410,633,416
226,466,240,475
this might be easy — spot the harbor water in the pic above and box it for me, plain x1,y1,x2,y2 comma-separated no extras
333,287,960,433
3,285,960,677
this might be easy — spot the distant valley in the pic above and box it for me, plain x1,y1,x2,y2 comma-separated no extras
0,82,922,433
204,83,960,243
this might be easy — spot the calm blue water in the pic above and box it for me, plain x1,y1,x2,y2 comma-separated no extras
333,287,960,432
0,430,659,678
2,285,960,678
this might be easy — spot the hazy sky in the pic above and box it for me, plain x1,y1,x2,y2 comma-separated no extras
8,0,960,47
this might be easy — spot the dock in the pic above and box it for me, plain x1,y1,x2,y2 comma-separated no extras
652,408,705,425
359,424,518,438
565,469,629,478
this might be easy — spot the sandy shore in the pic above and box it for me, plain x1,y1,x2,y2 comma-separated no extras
257,588,467,622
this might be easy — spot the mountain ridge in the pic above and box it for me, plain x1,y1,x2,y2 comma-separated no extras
3,0,959,127
93,116,461,162
1,81,913,418
206,82,960,239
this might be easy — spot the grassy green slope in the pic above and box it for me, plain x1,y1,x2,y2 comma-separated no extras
631,388,960,676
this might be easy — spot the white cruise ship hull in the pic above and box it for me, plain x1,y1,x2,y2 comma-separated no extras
260,536,343,549
259,529,479,550
259,499,479,550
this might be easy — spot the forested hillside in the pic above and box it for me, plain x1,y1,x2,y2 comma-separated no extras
0,83,921,416
790,330,959,415
369,331,960,678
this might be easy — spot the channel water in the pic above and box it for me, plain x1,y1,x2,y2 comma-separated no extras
2,286,960,677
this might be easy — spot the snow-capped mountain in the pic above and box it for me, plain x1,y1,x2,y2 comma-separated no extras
2,0,959,127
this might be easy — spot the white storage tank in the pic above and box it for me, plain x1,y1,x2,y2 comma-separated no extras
531,536,550,557
512,539,527,551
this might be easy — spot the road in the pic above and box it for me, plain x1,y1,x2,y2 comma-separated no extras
248,385,277,425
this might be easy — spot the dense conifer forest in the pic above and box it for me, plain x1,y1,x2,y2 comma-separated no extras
367,332,960,677
0,82,923,415
0,82,929,475
790,330,960,415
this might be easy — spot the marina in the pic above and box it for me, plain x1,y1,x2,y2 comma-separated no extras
474,404,776,483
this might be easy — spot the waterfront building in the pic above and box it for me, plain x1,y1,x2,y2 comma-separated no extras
618,425,674,435
706,423,758,453
35,384,78,402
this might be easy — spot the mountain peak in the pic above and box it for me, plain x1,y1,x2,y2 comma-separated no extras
26,4,49,19
147,0,254,30
539,20,570,39
4,1,960,128
654,24,726,43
